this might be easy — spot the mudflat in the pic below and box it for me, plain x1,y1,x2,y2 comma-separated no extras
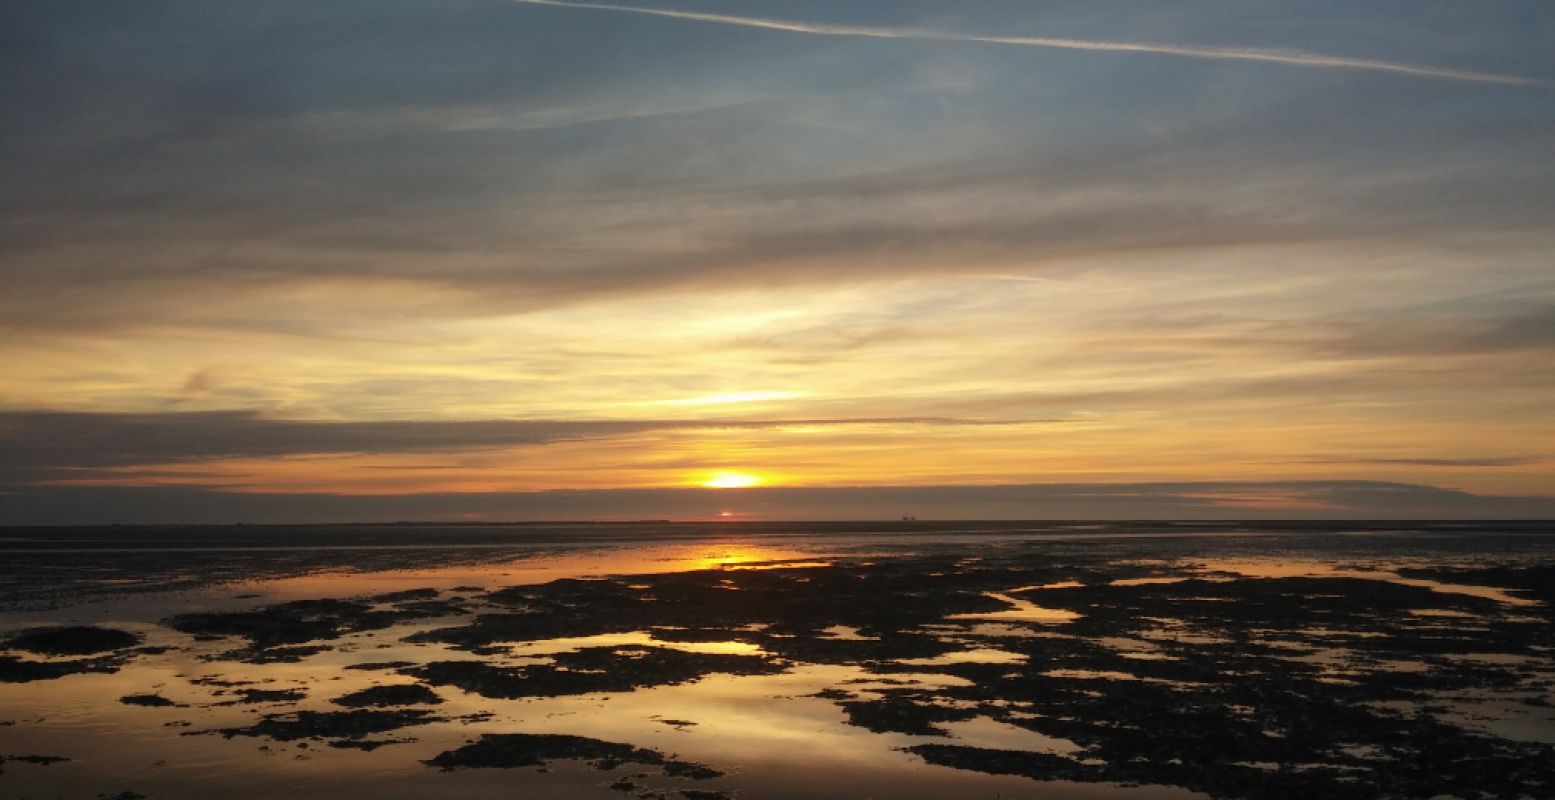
1,521,1552,799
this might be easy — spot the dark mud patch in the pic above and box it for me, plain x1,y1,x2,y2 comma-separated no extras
418,566,1012,656
661,760,723,779
328,737,417,751
332,684,442,707
166,597,455,658
0,627,145,680
198,709,442,744
3,626,142,656
120,693,180,707
1,753,71,775
408,646,783,699
165,600,377,646
1397,563,1555,606
187,676,255,688
343,660,416,671
214,688,308,706
907,744,1131,784
368,588,441,603
839,695,978,736
394,599,469,616
908,729,1555,800
210,644,331,664
426,732,726,783
427,733,665,770
0,654,126,682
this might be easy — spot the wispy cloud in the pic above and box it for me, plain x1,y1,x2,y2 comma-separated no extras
1283,456,1545,468
283,92,757,142
512,0,1552,87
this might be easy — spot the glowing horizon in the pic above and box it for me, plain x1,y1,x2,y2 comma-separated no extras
701,471,764,490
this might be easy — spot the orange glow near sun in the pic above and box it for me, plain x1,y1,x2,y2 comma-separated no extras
701,471,762,489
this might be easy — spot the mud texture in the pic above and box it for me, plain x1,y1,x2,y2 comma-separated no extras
3,626,142,656
203,709,443,744
331,684,442,707
120,693,179,707
408,645,783,699
0,625,145,683
403,542,1555,799
5,523,1554,799
425,732,726,785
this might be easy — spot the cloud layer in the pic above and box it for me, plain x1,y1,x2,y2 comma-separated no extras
1,2,1551,520
5,481,1551,526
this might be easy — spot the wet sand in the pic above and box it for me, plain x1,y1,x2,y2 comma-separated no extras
1,521,1552,799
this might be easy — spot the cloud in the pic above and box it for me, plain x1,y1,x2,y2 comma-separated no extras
1251,304,1555,361
0,409,1058,480
1282,457,1545,468
3,2,1549,339
512,0,1553,87
0,3,1548,515
4,146,1517,337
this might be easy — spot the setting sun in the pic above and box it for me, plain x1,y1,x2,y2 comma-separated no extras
701,471,762,489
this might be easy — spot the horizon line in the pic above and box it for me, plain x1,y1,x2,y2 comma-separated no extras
5,518,1552,529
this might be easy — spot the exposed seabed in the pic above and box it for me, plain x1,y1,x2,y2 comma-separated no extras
2,521,1552,799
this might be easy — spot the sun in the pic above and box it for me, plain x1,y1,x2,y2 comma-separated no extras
701,471,762,489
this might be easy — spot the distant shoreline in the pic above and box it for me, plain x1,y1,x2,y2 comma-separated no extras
3,518,1553,531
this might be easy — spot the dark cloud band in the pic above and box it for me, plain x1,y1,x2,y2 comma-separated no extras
0,410,1060,475
3,480,1551,526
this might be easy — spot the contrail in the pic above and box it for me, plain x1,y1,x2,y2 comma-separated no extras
512,0,1549,87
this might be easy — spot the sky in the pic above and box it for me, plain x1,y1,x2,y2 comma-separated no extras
2,1,1553,523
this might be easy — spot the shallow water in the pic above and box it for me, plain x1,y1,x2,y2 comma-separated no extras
2,521,1553,799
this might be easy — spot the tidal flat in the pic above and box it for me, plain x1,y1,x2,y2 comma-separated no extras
1,521,1552,799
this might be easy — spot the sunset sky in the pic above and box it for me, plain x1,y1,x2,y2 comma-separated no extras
3,1,1552,522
